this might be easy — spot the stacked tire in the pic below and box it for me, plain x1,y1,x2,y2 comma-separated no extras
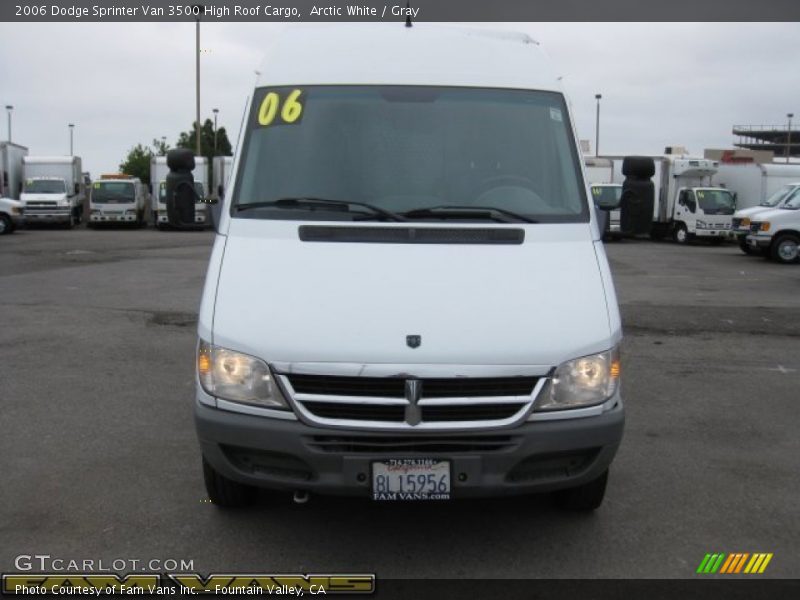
620,157,655,237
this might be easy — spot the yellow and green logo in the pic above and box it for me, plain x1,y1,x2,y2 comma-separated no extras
697,553,773,574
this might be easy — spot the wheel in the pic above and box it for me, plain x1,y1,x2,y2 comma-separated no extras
739,236,756,255
0,214,12,235
554,470,608,511
202,457,257,507
770,233,800,264
673,224,689,244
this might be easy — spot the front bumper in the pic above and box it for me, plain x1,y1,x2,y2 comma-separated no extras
23,208,71,222
196,394,625,498
694,228,732,238
90,211,137,222
747,234,772,249
156,207,207,224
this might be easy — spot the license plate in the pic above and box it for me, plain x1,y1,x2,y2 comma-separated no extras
372,459,450,501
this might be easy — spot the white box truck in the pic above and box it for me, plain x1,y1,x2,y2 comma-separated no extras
714,162,800,210
1,142,29,200
151,155,208,229
20,156,85,228
212,156,234,199
650,155,735,243
87,174,148,227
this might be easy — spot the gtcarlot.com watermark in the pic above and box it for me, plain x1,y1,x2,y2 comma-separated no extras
14,555,195,573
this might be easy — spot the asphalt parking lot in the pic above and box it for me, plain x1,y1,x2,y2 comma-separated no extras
1,225,798,579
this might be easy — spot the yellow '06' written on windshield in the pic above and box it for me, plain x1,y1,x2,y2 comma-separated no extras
255,88,306,128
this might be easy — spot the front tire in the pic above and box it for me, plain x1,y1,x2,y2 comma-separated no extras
739,236,756,255
0,214,13,235
554,470,608,511
673,223,690,244
202,457,257,508
770,233,800,264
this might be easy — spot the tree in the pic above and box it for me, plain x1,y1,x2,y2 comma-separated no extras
119,144,153,183
176,118,233,159
119,139,169,184
176,118,234,188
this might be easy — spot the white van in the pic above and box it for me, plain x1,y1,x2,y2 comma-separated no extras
746,185,800,263
183,25,625,509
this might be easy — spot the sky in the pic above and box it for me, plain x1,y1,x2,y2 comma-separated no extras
1,22,799,176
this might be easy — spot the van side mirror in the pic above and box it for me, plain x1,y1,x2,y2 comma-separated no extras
75,183,80,194
686,200,697,213
166,149,198,228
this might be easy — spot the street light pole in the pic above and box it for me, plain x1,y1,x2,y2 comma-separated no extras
595,94,602,157
213,108,219,155
5,105,12,142
195,12,201,157
69,123,74,156
788,113,794,164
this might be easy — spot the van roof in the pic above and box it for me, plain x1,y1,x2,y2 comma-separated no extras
255,24,561,92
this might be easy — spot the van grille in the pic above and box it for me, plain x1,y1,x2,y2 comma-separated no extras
280,373,542,430
306,434,520,453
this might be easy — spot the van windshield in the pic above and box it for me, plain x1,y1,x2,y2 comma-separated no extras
760,185,793,207
232,86,588,223
25,179,66,194
93,181,134,202
696,189,735,215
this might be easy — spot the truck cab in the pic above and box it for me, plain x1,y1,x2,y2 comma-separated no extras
155,180,207,229
88,175,147,227
20,177,74,226
590,183,623,239
151,155,208,229
20,156,84,228
671,186,735,243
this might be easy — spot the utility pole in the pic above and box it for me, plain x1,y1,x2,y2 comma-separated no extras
213,108,219,155
788,113,794,164
69,123,74,155
5,105,12,142
195,10,202,156
595,94,602,157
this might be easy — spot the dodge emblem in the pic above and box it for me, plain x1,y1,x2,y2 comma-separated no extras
406,335,421,349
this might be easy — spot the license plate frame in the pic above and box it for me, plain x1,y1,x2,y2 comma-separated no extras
371,459,451,501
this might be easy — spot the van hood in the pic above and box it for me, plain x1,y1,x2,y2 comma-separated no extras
734,206,773,219
751,206,800,225
20,193,68,203
211,220,615,368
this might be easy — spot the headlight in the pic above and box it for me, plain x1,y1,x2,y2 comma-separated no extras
759,222,770,232
534,347,620,412
11,206,22,215
741,217,751,227
197,340,288,408
695,220,707,229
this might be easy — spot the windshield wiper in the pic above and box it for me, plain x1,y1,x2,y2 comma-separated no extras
235,197,405,222
400,205,536,223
